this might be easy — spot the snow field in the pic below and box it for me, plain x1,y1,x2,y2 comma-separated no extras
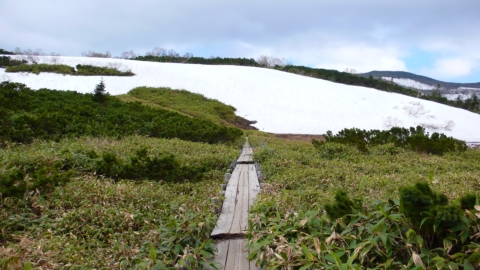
2,56,480,142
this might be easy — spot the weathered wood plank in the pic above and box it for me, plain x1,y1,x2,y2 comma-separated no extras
225,239,250,269
211,165,242,237
210,140,262,268
229,166,249,234
247,164,260,209
204,240,229,270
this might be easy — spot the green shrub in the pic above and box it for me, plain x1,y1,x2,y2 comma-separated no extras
399,182,465,241
324,126,466,155
371,143,403,155
0,56,27,67
324,190,362,220
253,147,275,162
75,64,134,76
0,82,243,144
0,167,71,198
5,64,75,75
313,142,359,159
4,63,134,76
460,193,478,210
95,147,206,183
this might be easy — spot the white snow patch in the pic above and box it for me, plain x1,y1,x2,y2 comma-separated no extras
2,56,480,142
382,77,435,90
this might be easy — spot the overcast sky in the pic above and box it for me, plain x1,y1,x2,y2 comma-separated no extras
1,0,479,82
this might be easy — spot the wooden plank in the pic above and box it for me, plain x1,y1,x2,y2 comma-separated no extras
225,239,251,269
204,240,229,270
229,166,249,234
247,164,260,209
211,166,242,237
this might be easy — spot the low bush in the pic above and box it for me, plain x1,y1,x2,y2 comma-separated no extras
75,64,134,76
95,147,207,183
0,82,243,145
124,86,240,125
324,190,362,220
0,56,27,67
320,126,467,155
247,133,480,268
0,167,72,198
312,140,360,159
5,63,75,75
4,63,134,76
0,48,14,55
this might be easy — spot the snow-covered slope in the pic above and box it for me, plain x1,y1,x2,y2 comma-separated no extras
2,56,480,142
382,77,435,90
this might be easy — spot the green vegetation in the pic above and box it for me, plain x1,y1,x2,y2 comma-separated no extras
246,132,480,269
5,63,75,75
1,136,241,269
0,48,14,55
4,62,134,76
0,82,242,146
0,56,27,67
118,86,255,128
134,55,259,66
75,64,134,76
318,126,467,155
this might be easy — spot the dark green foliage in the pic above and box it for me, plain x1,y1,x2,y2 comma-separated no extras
0,56,27,67
399,182,464,239
460,193,478,210
0,82,243,145
95,148,206,182
92,79,107,104
0,169,26,198
134,55,259,66
321,126,466,155
324,190,362,220
126,86,241,125
253,148,275,162
313,142,357,159
75,64,134,76
0,167,71,198
4,63,134,76
0,48,14,55
5,63,75,75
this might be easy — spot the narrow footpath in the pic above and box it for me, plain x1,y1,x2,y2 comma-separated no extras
207,139,261,269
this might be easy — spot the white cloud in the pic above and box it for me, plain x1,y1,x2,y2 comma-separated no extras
312,45,407,73
0,0,479,81
421,58,475,80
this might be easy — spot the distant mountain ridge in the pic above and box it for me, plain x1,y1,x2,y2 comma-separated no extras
359,71,480,91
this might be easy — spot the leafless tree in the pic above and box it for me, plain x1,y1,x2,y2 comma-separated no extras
119,50,137,59
344,68,357,74
13,48,44,64
47,52,62,64
146,47,166,57
81,50,112,58
167,49,179,57
256,55,286,68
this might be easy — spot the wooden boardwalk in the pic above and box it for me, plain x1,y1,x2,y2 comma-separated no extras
207,139,261,269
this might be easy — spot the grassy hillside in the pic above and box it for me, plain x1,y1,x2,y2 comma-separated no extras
1,136,242,269
246,132,480,269
0,82,243,146
117,86,257,129
0,81,247,268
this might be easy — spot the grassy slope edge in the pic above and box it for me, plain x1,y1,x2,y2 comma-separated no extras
246,132,480,269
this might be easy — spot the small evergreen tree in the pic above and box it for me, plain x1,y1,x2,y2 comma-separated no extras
93,79,107,104
470,93,479,111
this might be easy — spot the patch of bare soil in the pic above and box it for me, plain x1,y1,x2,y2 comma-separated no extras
269,133,325,143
